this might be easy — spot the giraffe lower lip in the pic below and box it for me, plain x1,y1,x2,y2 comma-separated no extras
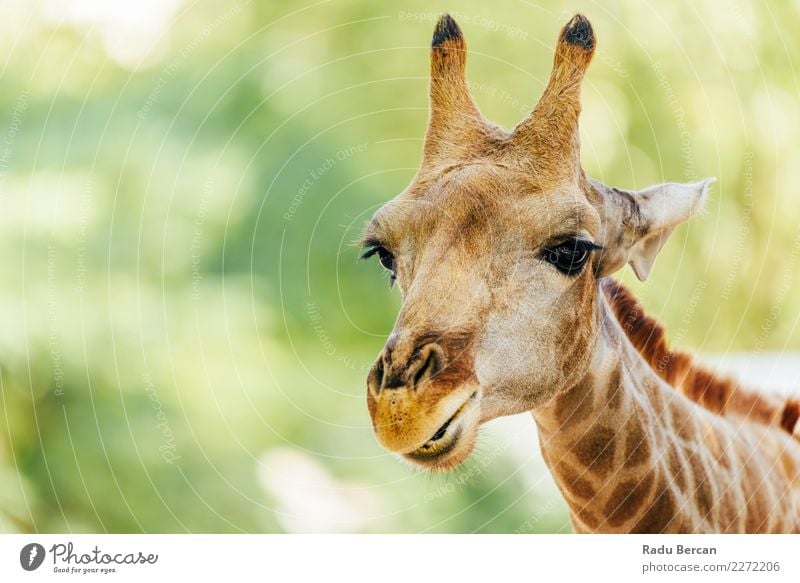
407,390,477,459
406,426,463,462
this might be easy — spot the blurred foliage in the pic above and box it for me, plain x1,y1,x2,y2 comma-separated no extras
1,0,799,533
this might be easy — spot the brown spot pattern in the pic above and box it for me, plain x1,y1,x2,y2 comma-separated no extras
575,506,600,529
574,426,617,477
631,489,676,533
603,473,655,527
624,421,651,466
688,451,716,522
667,445,689,492
606,366,624,410
556,462,596,500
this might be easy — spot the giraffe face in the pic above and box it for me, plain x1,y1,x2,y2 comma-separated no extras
362,163,601,470
361,14,711,471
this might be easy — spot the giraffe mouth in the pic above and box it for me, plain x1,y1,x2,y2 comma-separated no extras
403,391,479,470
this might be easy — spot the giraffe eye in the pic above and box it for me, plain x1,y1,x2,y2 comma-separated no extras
361,244,397,284
542,239,601,276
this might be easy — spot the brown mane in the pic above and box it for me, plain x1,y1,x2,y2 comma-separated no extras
601,278,800,437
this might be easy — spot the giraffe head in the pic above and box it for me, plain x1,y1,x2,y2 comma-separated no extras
361,14,713,470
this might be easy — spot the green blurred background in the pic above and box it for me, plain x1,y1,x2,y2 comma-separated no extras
1,0,799,533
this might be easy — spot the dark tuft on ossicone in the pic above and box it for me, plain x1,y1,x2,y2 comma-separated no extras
562,14,595,49
432,14,463,48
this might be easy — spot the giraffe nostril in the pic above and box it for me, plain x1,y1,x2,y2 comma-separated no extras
368,357,385,396
412,351,433,387
369,341,446,395
408,343,444,391
375,358,385,386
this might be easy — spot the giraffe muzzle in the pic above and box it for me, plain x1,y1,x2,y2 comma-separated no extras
366,331,481,469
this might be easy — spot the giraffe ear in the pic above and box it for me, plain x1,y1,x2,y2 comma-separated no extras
594,178,715,281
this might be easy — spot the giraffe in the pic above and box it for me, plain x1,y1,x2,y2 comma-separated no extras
359,13,800,532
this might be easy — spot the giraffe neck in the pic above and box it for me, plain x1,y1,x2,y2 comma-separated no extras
532,290,800,533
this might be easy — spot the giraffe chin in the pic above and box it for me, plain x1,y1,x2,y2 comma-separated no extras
401,390,480,471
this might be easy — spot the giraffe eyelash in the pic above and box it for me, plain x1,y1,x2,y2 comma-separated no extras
361,242,398,286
